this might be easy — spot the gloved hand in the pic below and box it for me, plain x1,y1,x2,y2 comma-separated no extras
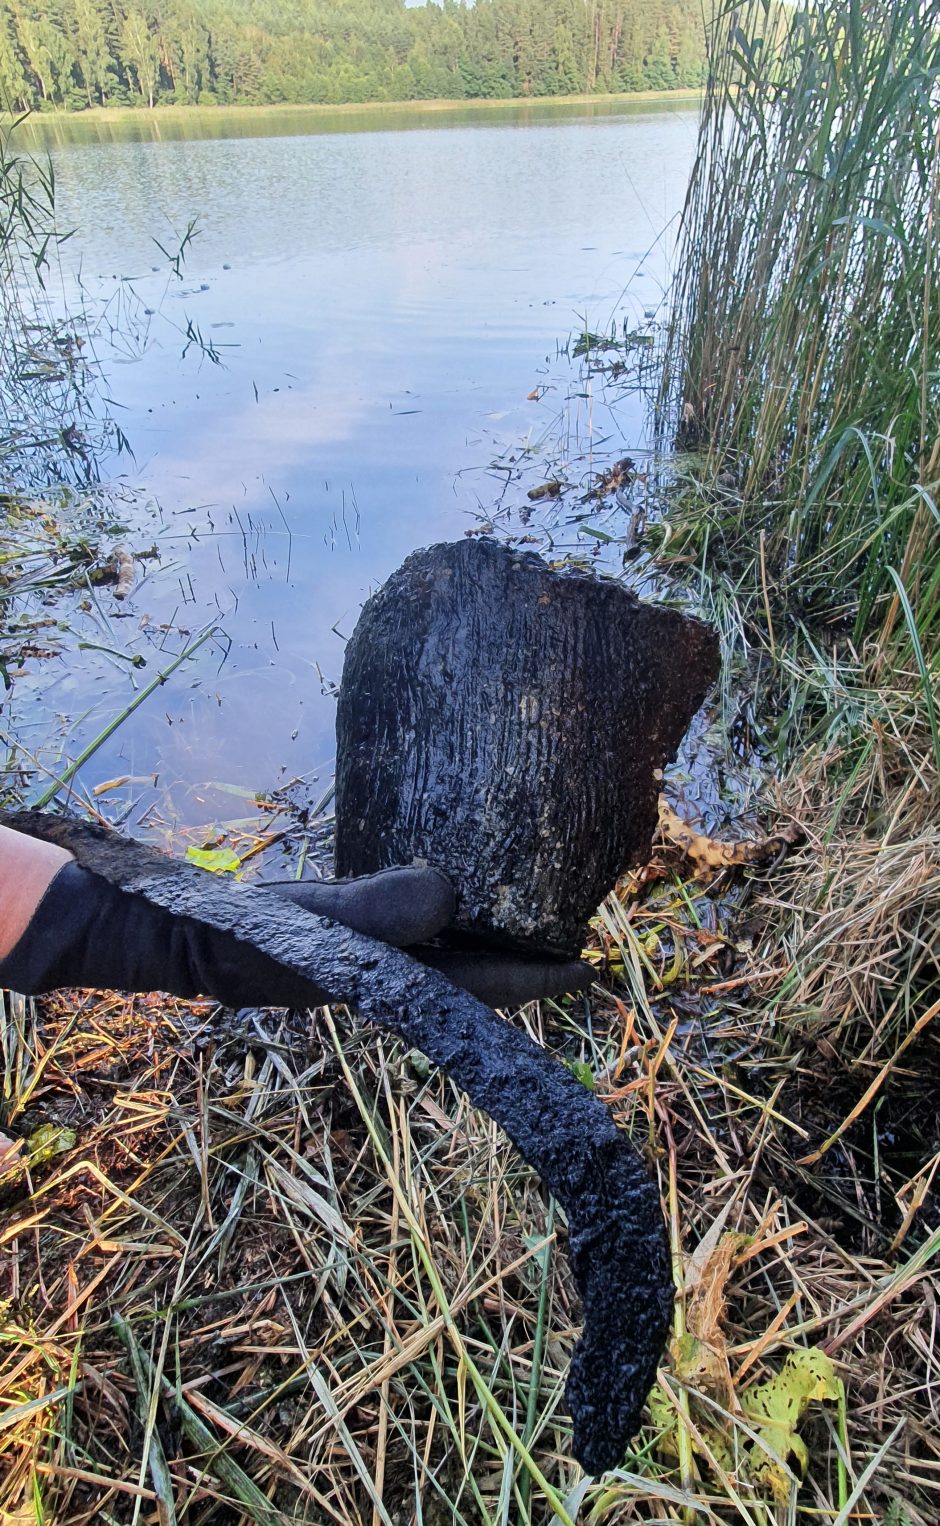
0,830,590,1009
269,877,590,1006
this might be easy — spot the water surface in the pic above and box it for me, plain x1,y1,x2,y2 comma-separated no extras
10,98,699,840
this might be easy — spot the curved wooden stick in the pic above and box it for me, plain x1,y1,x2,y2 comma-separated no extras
5,809,672,1474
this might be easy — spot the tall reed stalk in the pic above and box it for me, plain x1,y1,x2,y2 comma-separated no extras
660,0,940,1056
662,0,940,656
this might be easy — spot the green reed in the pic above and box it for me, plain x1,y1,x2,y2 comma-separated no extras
661,0,940,660
0,111,109,491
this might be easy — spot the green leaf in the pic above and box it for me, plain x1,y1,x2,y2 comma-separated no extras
564,1059,595,1090
186,845,241,875
522,1231,552,1275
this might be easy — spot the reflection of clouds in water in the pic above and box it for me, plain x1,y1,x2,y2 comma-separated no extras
154,372,374,510
133,238,450,511
16,109,699,828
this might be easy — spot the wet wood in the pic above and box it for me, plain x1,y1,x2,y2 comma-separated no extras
335,538,719,956
5,806,674,1474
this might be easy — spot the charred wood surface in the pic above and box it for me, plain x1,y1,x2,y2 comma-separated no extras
5,808,672,1476
335,538,718,955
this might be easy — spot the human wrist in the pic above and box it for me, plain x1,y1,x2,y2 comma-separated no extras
0,824,74,963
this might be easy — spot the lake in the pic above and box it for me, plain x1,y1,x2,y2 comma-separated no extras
9,98,699,847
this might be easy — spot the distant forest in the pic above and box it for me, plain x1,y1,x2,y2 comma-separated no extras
0,0,706,113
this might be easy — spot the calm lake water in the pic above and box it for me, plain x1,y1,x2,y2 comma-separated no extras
11,98,699,844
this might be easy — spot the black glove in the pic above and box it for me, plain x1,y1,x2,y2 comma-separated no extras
272,878,590,1006
0,859,590,1010
273,878,585,1007
415,945,591,1007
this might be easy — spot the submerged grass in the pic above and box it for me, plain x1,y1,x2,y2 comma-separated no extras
0,114,114,495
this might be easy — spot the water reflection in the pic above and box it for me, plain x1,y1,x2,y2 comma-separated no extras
6,101,699,838
20,94,696,148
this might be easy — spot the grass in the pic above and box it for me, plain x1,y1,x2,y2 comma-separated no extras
656,0,940,1058
4,2,940,1520
2,850,939,1523
661,0,940,641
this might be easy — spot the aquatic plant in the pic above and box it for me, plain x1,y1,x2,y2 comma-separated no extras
662,0,940,663
0,112,111,491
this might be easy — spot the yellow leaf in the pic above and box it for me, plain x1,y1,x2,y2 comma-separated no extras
744,1347,842,1502
27,1123,76,1165
657,797,801,880
186,845,241,874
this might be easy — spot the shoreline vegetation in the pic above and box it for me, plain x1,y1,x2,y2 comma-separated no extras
647,0,940,1510
3,0,940,1523
19,85,703,127
0,0,707,117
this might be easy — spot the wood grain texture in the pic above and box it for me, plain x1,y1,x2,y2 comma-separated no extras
335,538,719,955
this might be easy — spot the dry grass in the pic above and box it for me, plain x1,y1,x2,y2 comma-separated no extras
762,799,940,1057
2,800,939,1524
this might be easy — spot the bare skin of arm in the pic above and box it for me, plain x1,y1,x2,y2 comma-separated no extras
0,823,73,962
0,827,74,1165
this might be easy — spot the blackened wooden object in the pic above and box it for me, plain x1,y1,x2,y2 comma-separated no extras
5,808,673,1475
335,539,718,956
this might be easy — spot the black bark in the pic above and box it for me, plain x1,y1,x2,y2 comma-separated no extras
5,808,672,1475
335,538,718,956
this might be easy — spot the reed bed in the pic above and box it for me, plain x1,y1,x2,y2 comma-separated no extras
661,0,940,652
657,0,940,1058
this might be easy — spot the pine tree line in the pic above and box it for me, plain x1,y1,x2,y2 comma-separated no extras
0,0,706,114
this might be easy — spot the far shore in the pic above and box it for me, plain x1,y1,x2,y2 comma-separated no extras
17,88,702,131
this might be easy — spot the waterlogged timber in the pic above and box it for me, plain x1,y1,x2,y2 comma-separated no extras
336,538,718,955
6,806,673,1477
